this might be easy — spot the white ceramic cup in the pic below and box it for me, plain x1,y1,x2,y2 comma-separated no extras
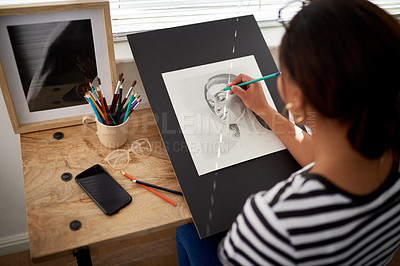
82,116,130,149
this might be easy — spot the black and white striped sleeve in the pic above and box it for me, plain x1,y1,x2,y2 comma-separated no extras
218,191,296,265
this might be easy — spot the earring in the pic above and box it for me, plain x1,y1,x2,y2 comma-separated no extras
294,115,305,123
285,103,294,110
282,103,294,116
283,102,305,123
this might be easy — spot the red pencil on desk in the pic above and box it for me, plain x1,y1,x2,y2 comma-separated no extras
121,171,177,206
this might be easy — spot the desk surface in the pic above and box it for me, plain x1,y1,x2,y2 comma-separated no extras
20,108,191,262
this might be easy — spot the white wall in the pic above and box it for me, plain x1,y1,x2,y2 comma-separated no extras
0,27,283,256
0,89,29,255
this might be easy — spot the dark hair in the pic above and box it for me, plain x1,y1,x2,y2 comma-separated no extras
279,0,400,159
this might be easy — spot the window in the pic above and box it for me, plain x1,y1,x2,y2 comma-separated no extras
109,0,400,39
2,1,400,39
110,0,283,39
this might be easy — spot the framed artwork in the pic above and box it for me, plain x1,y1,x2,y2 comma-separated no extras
0,0,117,134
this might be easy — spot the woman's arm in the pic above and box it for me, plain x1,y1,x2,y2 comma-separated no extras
228,74,314,167
258,105,314,167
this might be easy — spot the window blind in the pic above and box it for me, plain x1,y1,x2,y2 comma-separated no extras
2,0,400,38
109,0,400,39
109,0,282,38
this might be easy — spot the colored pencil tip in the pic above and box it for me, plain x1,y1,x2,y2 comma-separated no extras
131,80,137,87
276,72,281,76
118,73,123,81
98,77,101,85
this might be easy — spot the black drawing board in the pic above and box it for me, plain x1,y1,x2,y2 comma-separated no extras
127,15,301,238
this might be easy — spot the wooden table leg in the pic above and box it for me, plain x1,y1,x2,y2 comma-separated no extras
73,246,92,266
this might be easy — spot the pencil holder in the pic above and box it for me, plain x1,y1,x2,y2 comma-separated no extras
82,116,130,149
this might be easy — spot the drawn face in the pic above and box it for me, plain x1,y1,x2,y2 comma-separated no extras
205,74,245,124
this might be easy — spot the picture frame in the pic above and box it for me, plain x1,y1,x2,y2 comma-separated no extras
0,0,117,134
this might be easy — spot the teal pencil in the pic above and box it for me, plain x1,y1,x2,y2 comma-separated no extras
89,82,99,101
123,94,134,123
221,72,281,91
108,112,117,125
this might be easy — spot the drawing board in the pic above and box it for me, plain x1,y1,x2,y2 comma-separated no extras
128,15,301,238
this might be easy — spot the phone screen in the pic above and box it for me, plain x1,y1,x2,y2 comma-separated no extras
75,164,132,215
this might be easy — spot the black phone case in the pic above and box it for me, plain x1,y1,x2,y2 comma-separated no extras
75,164,132,215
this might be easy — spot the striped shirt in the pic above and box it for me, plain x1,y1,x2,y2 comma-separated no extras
219,155,400,265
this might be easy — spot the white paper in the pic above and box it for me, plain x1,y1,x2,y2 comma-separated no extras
162,55,285,176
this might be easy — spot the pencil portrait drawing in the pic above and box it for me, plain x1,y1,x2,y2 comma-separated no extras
162,55,286,175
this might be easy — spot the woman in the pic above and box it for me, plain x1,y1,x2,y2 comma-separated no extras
218,0,400,265
177,0,400,265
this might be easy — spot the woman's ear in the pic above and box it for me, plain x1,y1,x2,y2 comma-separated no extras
291,84,305,110
281,73,304,110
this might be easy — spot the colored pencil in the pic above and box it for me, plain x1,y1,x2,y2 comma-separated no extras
108,112,117,126
116,86,123,124
86,95,103,124
98,77,108,108
97,87,109,125
132,179,182,196
87,93,106,122
97,78,113,125
88,82,98,100
127,98,142,117
121,80,137,107
119,97,141,122
221,72,281,91
110,73,123,113
120,95,139,118
121,92,139,114
121,171,177,206
89,91,101,107
123,94,134,123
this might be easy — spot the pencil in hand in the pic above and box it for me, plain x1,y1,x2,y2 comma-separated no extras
221,72,281,91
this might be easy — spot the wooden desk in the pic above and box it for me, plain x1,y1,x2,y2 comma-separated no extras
20,108,191,264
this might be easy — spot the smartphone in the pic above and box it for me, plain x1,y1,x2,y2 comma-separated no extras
75,164,132,215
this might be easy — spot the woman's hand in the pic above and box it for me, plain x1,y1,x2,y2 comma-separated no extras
228,74,271,116
229,73,314,166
